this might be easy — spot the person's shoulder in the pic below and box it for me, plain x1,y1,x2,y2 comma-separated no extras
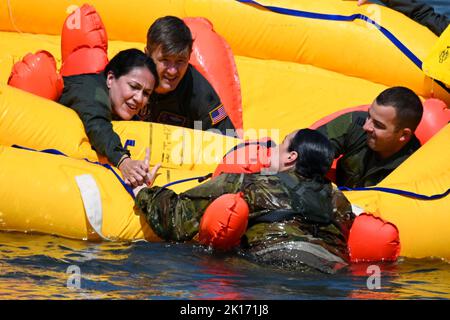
350,111,368,127
60,72,109,107
188,64,215,90
63,72,105,86
62,73,107,95
410,134,422,150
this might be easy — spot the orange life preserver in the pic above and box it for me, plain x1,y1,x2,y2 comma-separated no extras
8,50,63,101
198,192,249,250
415,98,450,145
60,3,108,76
213,138,273,177
184,17,243,133
347,213,400,263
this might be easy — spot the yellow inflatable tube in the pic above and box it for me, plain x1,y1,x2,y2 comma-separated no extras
0,145,160,241
0,85,238,174
0,0,448,104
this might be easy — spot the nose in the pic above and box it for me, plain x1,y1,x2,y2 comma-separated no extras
363,118,373,133
165,62,178,75
133,90,144,106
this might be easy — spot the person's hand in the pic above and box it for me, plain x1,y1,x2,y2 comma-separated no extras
119,157,148,188
145,162,162,187
132,149,161,196
140,147,161,186
118,149,153,188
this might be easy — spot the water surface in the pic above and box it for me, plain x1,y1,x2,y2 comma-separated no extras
1,233,449,300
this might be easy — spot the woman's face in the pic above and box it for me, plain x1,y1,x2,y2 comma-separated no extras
107,67,155,120
267,130,299,173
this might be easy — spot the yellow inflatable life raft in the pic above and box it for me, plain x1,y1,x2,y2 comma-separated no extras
0,0,449,260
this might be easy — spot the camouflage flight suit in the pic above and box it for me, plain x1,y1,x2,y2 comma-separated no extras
135,168,355,273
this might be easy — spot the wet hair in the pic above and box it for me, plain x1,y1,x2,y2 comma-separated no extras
375,86,423,131
104,48,159,87
146,16,193,56
288,129,334,179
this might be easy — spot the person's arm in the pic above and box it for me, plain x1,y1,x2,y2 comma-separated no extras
59,76,129,165
316,112,358,158
358,0,449,36
60,75,149,187
135,173,243,241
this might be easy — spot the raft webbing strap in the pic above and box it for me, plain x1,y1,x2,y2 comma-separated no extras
159,173,213,190
11,145,135,199
338,186,450,200
236,0,450,95
223,139,275,158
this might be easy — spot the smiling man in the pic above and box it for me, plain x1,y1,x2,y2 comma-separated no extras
317,86,423,188
141,16,236,136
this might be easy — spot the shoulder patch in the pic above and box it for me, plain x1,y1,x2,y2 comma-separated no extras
209,104,227,125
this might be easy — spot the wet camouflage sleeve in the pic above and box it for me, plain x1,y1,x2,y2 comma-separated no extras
135,173,244,241
135,172,295,241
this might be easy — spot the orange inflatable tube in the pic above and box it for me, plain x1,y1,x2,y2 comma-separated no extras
60,3,108,76
184,17,243,132
199,192,249,250
7,50,63,100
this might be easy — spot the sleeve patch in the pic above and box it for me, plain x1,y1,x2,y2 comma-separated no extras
209,104,227,125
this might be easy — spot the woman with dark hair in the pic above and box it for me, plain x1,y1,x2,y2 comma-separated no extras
136,129,355,273
59,49,159,187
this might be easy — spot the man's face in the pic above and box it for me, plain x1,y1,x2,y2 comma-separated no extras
363,101,406,158
149,45,190,94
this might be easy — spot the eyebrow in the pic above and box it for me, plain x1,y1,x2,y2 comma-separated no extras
129,81,152,94
368,109,386,129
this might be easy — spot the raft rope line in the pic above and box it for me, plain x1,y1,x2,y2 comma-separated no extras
6,0,61,46
236,0,450,95
338,186,450,200
11,144,136,199
11,144,449,200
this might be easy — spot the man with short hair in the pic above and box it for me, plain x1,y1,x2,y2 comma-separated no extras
142,16,236,136
317,86,423,188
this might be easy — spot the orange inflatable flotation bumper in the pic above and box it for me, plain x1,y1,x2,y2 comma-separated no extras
7,50,63,100
347,213,401,263
60,4,108,77
198,192,249,250
8,4,108,100
184,17,243,132
213,138,273,177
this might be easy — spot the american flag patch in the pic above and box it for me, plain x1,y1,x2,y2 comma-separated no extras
209,104,227,125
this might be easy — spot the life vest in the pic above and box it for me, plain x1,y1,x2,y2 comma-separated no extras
250,172,334,226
